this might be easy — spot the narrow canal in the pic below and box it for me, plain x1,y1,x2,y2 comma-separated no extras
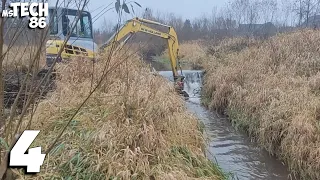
159,70,294,180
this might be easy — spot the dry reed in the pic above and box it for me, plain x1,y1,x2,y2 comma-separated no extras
160,41,207,70
11,48,226,179
202,29,320,179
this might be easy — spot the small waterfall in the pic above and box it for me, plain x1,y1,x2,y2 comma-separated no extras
157,70,204,98
182,70,203,98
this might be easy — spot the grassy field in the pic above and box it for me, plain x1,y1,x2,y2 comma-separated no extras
178,29,320,179
9,48,227,179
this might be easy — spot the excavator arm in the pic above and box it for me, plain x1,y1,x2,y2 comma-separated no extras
100,17,182,81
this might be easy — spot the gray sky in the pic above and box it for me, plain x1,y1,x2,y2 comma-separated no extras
50,0,229,28
90,0,228,18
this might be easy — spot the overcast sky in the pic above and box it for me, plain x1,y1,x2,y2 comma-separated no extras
49,0,229,28
89,0,228,19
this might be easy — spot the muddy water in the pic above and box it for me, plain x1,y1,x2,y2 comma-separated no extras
159,70,294,180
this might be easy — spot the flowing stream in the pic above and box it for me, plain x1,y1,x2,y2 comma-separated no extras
159,70,295,180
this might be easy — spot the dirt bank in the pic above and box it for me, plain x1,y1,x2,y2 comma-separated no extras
200,30,320,179
12,50,227,179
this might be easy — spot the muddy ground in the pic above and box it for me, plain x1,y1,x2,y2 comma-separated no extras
4,69,56,113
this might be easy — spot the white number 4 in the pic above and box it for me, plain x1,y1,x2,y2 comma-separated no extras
9,130,46,173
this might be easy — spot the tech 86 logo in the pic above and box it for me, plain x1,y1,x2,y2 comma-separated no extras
1,3,48,29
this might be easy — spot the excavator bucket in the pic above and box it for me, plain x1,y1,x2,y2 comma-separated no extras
174,75,189,98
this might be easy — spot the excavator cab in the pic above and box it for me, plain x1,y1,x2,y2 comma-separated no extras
45,7,98,67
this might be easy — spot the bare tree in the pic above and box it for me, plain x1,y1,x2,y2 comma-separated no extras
143,7,153,19
230,0,250,25
259,0,278,23
294,0,307,26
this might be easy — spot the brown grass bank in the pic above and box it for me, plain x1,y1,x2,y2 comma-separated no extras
11,49,227,179
200,30,320,179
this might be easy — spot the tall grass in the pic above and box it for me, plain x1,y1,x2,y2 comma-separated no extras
10,48,227,179
201,29,320,179
2,45,46,70
159,40,207,70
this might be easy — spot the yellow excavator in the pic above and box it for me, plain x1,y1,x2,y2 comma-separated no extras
99,17,188,97
45,7,189,97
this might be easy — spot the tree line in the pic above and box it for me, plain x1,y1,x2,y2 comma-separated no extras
93,0,320,58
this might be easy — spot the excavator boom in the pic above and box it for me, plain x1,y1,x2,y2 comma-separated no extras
99,17,188,97
100,18,181,80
